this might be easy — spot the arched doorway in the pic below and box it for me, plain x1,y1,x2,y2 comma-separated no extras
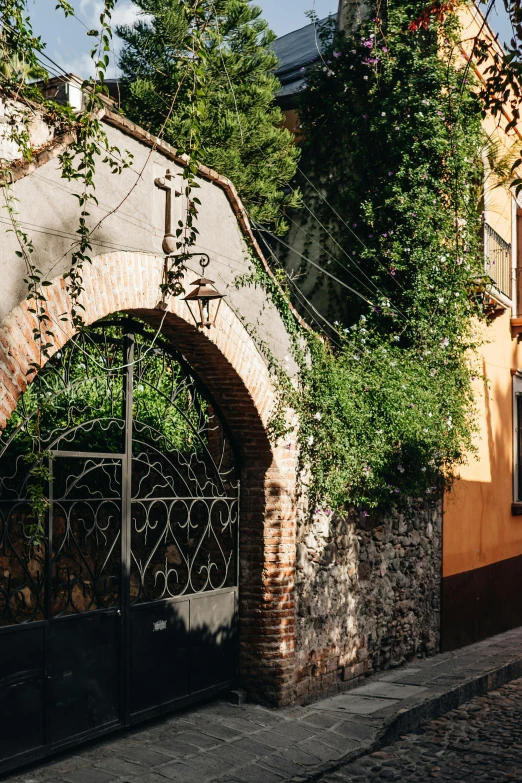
0,315,240,769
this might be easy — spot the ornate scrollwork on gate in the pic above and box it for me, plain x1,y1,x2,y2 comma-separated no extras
130,329,239,603
0,315,239,624
51,458,122,616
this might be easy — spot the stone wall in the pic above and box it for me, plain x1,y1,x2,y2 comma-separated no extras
294,500,442,703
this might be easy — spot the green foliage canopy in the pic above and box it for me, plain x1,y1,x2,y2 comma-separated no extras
275,1,489,511
117,0,300,233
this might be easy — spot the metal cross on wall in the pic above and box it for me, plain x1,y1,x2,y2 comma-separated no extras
154,168,182,256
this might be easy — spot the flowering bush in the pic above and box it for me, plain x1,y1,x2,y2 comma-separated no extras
280,0,488,512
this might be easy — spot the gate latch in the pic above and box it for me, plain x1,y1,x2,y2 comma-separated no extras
153,620,167,632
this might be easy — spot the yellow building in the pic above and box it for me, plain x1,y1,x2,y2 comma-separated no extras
442,3,522,650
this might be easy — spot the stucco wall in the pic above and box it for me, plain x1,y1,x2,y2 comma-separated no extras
0,115,295,371
444,311,522,576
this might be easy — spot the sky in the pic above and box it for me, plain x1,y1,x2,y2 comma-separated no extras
25,0,514,82
27,0,336,80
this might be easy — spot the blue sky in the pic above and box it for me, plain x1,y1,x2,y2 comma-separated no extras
27,0,336,79
26,0,513,81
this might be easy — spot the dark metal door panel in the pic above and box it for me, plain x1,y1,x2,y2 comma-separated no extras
190,590,236,694
49,612,121,745
129,599,190,717
0,626,45,761
0,318,240,773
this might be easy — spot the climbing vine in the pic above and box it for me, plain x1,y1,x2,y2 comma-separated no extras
249,0,491,513
0,1,135,536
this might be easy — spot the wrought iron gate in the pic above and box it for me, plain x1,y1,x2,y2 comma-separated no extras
0,317,239,773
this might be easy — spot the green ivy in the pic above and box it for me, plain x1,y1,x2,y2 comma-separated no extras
269,1,489,512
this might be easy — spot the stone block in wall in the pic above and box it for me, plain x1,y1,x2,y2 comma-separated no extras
295,499,442,703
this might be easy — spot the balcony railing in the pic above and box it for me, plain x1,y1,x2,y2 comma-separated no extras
484,221,512,300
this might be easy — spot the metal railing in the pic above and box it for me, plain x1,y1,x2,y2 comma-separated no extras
484,221,512,300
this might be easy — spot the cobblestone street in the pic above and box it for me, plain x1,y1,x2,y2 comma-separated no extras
321,677,522,782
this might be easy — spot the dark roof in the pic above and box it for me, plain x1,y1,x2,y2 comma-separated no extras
273,16,335,102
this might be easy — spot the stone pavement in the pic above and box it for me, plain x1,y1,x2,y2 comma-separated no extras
5,626,522,783
318,675,522,781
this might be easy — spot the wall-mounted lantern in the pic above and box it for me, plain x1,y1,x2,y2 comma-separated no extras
184,254,225,329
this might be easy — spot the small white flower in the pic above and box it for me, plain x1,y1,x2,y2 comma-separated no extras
307,435,314,446
314,412,322,421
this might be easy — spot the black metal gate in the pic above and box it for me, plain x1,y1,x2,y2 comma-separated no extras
0,317,239,773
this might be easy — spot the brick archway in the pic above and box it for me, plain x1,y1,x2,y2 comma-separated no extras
0,251,297,706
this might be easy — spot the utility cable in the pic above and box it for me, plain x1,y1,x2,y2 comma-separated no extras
259,226,343,343
284,209,395,305
252,220,377,308
206,4,408,317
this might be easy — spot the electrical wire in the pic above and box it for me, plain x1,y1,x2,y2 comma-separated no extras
3,10,407,344
206,1,409,322
252,220,377,308
261,234,343,345
30,8,406,325
283,203,406,313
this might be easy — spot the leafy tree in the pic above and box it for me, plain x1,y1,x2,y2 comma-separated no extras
117,0,300,233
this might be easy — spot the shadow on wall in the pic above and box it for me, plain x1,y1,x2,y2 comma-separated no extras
295,501,442,704
442,357,522,650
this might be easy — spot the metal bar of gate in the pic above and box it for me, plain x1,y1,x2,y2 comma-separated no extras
44,454,54,746
121,333,134,723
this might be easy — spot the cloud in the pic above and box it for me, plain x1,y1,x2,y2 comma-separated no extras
78,0,147,29
50,49,98,79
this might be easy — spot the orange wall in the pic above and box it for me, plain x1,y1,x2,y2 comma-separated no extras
443,4,522,579
443,312,522,576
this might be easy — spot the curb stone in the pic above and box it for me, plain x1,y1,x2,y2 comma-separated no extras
286,654,522,782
